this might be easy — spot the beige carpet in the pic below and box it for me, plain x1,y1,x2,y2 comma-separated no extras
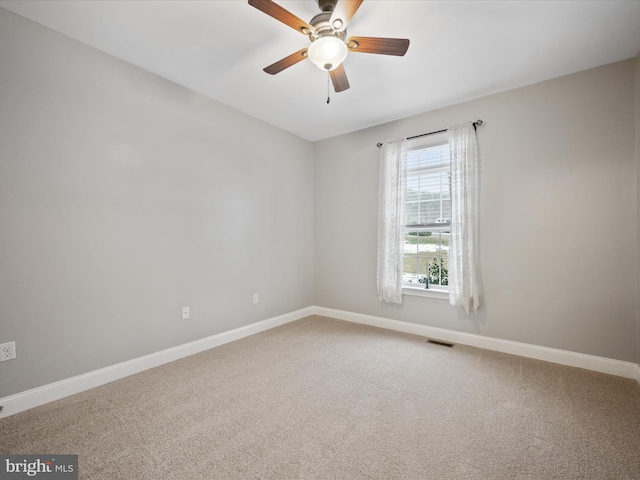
1,315,639,479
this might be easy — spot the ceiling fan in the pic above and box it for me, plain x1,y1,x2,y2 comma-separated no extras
248,0,410,94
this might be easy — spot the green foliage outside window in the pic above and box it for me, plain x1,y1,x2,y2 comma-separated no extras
418,258,448,286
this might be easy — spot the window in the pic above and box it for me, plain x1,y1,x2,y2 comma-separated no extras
378,122,479,308
403,136,450,291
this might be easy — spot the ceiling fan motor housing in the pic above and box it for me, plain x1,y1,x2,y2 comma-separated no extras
317,0,338,13
309,12,346,41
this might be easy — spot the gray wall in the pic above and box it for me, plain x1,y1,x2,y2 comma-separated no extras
0,9,314,397
315,59,638,363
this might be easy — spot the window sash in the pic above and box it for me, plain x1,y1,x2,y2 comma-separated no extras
402,228,450,289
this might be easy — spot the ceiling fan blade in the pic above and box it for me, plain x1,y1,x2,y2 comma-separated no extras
330,64,350,92
248,0,314,35
263,48,308,75
329,0,363,31
346,36,410,56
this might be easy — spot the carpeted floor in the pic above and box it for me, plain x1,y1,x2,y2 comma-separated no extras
1,315,639,479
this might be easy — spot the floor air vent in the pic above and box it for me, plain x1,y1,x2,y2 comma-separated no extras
426,339,455,348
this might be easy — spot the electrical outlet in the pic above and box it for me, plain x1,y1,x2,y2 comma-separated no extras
253,293,259,304
182,307,190,320
0,341,16,362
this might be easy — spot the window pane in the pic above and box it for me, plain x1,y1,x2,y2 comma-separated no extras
407,141,451,225
403,231,449,287
406,171,451,225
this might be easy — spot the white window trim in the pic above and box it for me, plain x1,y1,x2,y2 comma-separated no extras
402,285,449,300
402,134,451,296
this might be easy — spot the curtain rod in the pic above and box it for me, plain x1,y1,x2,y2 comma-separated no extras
376,119,483,148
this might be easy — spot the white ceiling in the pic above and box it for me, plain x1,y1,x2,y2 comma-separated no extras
2,0,640,142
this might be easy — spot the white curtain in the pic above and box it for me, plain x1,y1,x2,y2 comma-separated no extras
448,123,480,314
377,139,407,304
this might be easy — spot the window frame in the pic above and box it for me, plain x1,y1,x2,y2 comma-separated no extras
402,134,451,298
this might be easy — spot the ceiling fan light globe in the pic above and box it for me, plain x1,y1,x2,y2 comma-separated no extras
308,36,348,71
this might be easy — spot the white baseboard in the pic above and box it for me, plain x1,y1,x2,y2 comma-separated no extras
2,305,638,418
313,306,640,382
0,307,313,418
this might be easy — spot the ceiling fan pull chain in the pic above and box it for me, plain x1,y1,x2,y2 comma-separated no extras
327,71,331,104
